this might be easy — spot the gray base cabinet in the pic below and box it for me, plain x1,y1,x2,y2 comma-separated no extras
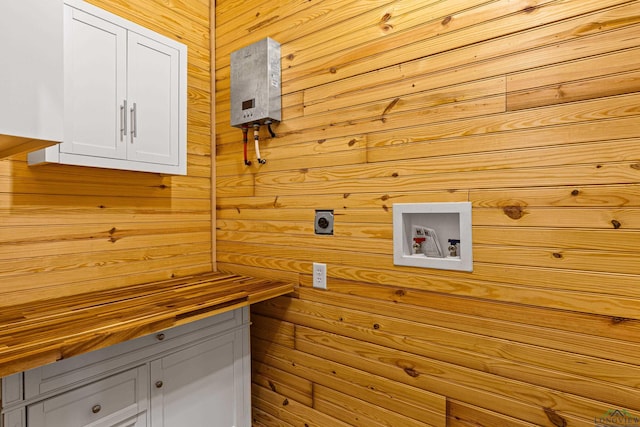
1,308,250,427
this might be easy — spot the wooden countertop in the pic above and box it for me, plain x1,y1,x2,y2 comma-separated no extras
0,272,294,378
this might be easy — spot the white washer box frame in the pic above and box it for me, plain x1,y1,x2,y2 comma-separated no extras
393,202,473,272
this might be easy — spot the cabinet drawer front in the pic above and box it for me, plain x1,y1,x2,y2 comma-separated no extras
86,410,146,427
27,367,147,427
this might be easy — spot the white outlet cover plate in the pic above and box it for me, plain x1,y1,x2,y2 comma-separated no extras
312,262,327,289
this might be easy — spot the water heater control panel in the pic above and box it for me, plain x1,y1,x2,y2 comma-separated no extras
230,38,281,128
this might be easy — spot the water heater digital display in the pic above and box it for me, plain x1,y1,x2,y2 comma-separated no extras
242,99,255,110
230,38,281,128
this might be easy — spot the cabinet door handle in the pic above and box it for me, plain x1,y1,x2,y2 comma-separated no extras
155,380,163,388
92,404,102,414
156,333,165,341
130,102,137,142
120,100,127,141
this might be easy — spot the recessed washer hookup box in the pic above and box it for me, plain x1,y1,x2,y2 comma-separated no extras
393,202,473,272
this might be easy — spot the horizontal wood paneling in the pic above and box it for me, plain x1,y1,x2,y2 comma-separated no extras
251,301,637,425
216,0,640,425
0,0,213,305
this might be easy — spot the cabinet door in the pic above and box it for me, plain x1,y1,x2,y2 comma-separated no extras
150,329,249,427
127,32,180,167
61,5,127,160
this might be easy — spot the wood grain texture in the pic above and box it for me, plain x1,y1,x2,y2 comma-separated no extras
0,272,293,378
215,0,640,425
0,0,214,305
0,136,58,160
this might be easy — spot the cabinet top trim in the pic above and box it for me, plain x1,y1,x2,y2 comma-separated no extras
0,272,294,377
64,0,187,50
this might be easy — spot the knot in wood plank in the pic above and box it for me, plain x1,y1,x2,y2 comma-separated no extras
403,367,420,378
502,205,526,220
382,97,400,117
379,12,393,31
544,407,567,427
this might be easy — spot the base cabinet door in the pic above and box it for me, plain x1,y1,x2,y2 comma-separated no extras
149,329,249,427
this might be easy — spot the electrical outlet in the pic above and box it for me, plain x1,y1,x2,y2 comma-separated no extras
312,262,327,289
314,210,334,235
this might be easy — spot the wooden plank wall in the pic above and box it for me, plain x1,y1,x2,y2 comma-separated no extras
0,0,213,306
214,0,640,425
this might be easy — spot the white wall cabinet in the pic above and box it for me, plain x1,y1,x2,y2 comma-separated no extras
28,0,187,175
1,308,250,427
0,0,64,158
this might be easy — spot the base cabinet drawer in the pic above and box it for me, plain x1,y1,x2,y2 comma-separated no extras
26,367,147,427
86,412,146,427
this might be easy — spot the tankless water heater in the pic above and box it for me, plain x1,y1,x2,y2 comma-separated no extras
230,38,281,128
